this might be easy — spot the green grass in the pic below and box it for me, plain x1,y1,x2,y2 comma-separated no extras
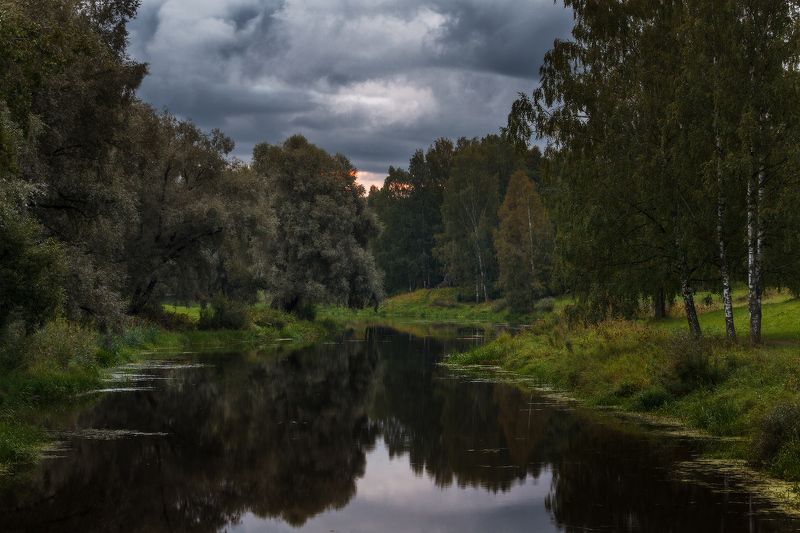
0,306,339,474
656,288,798,341
319,288,569,324
447,295,800,484
162,304,201,321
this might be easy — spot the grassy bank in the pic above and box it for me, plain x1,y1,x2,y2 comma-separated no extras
447,294,800,486
319,287,570,324
0,307,336,474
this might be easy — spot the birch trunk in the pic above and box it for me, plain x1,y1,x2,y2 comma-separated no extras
712,54,735,340
526,201,536,283
747,167,764,344
716,141,735,340
682,279,702,337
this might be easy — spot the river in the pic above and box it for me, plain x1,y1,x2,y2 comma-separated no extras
0,324,797,532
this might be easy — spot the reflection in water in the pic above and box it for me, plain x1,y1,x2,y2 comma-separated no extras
0,326,797,532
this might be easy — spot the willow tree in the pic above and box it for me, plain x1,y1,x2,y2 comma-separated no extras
253,135,383,313
0,0,146,324
119,104,237,315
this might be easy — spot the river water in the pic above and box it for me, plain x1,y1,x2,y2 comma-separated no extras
1,324,798,532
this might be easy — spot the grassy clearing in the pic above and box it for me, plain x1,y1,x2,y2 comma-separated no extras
657,288,798,340
447,295,800,487
0,307,337,474
319,288,570,324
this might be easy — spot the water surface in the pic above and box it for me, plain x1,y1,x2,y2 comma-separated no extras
1,325,798,532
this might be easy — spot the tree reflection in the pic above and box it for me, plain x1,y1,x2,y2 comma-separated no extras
0,342,379,532
0,326,794,533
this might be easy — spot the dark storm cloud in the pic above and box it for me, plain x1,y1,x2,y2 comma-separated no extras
128,0,573,186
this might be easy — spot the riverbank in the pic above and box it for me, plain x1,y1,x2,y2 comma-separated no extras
445,293,800,491
319,287,570,324
0,308,337,474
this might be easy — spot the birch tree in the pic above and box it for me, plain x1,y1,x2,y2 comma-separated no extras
436,141,499,302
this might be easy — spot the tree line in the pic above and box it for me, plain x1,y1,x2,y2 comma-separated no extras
367,136,554,314
5,0,799,347
505,0,800,344
0,0,382,337
369,0,800,344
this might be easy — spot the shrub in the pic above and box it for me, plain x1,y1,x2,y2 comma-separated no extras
490,298,507,313
97,324,160,365
25,319,98,371
198,295,251,330
293,302,317,321
155,310,197,331
661,334,725,396
771,439,800,481
0,321,27,370
533,297,556,314
752,401,800,480
635,386,671,411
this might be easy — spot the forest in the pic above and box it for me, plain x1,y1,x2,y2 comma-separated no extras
371,0,800,347
0,0,382,339
7,0,799,347
4,0,800,517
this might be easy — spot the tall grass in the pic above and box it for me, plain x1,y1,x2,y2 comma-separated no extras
447,303,800,482
0,305,339,473
319,288,569,324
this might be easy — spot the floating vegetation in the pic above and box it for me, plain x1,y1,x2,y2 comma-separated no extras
675,459,800,518
80,387,156,395
46,429,169,441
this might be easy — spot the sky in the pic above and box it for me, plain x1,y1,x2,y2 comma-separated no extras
128,0,573,188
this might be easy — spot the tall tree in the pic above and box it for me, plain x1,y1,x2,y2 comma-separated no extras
118,104,236,315
253,135,383,313
369,138,453,294
436,140,499,302
513,0,719,333
734,0,800,344
494,170,553,313
1,0,146,324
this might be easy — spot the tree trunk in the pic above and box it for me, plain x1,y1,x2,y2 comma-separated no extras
712,54,735,340
527,201,536,283
129,277,158,316
681,280,702,337
473,236,489,303
653,288,666,320
715,140,736,341
747,167,764,344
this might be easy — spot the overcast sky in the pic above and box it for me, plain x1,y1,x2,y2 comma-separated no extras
128,0,573,187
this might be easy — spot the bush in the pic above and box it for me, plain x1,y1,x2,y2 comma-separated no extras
294,302,317,321
533,297,556,314
771,439,800,481
97,324,160,365
25,319,99,371
635,386,671,411
662,334,726,396
433,297,458,309
198,295,251,330
0,321,27,370
251,307,288,329
154,310,197,331
490,298,508,313
752,401,800,480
